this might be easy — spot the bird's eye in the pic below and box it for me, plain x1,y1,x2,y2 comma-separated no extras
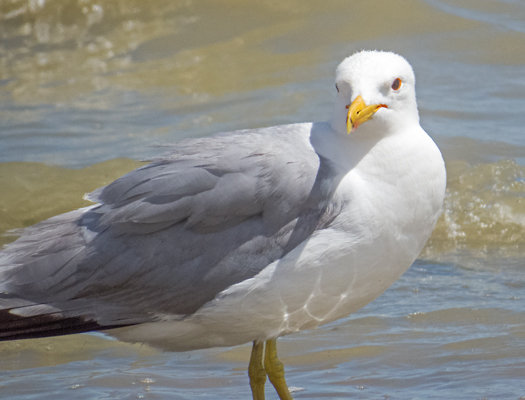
391,78,402,91
335,83,339,93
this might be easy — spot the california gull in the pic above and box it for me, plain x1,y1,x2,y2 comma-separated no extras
0,50,446,399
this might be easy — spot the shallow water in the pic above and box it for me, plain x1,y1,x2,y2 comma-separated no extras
1,0,525,399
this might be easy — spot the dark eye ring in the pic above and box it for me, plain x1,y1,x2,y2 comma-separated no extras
391,78,402,91
335,83,339,93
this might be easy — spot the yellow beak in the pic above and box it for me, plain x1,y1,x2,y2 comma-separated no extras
346,95,387,133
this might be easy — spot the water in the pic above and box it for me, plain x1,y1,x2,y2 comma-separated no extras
1,0,525,398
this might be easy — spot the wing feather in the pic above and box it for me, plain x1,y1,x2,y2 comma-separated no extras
0,123,344,340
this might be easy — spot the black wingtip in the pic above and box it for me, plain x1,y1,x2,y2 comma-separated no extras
0,309,134,341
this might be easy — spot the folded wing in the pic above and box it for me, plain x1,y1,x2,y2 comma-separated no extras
0,123,342,340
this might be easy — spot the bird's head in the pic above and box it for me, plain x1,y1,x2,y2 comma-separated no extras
331,51,419,137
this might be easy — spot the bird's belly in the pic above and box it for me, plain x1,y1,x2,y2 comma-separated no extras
112,224,417,352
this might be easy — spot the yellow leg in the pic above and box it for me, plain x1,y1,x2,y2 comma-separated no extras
248,341,267,400
264,338,294,400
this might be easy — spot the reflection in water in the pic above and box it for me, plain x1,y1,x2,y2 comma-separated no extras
0,0,476,102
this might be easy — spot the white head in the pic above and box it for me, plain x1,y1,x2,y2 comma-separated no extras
330,51,420,137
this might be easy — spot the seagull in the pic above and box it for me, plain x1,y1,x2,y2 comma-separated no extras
0,51,446,399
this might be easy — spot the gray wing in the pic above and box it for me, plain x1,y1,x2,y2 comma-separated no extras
0,123,343,340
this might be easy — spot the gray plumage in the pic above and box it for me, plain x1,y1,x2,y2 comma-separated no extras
0,122,343,339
